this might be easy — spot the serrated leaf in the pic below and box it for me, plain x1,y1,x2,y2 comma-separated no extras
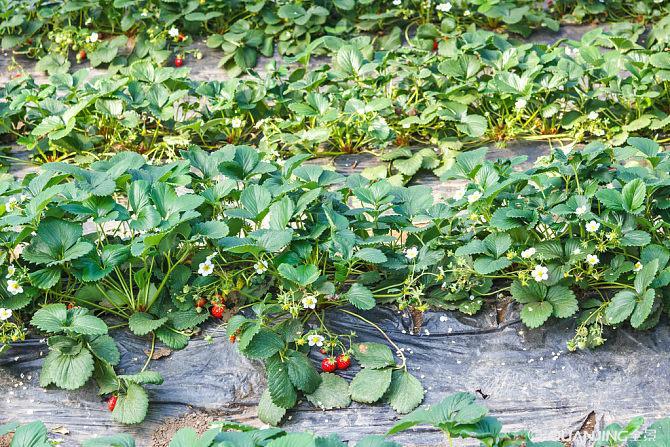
520,301,553,328
630,289,655,329
344,283,376,310
129,312,168,336
350,368,392,403
546,286,578,318
305,373,351,410
266,356,297,409
155,326,190,350
354,248,387,264
258,389,287,426
112,383,149,425
605,290,637,324
31,304,68,333
285,350,321,393
243,328,285,359
386,370,425,414
353,342,396,369
40,347,94,390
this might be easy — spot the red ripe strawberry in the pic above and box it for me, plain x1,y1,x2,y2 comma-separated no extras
78,50,86,60
432,39,439,51
321,357,337,373
210,304,225,319
107,395,118,411
319,348,327,355
66,303,74,309
174,57,184,67
229,335,236,343
195,297,207,308
336,354,351,370
178,33,186,42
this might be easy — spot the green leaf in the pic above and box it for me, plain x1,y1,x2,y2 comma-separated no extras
88,335,121,365
129,312,168,336
520,301,553,328
388,392,487,435
118,371,164,385
386,370,425,414
155,326,190,350
267,433,316,447
634,259,659,294
473,257,511,274
277,263,320,286
243,329,285,359
258,389,287,426
22,218,93,266
9,421,50,447
352,342,396,369
305,373,352,410
112,383,149,425
620,230,651,247
344,284,376,310
483,233,511,258
546,286,578,318
350,368,392,403
621,179,646,214
354,248,387,264
82,433,136,447
285,350,321,393
70,314,108,335
31,304,67,333
266,356,297,409
40,347,94,390
630,289,655,329
605,290,637,324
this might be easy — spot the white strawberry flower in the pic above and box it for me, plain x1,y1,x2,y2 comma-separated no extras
0,308,12,321
436,2,452,12
575,205,587,216
586,254,599,266
634,262,643,272
585,220,600,233
515,98,527,110
301,295,317,310
467,191,482,203
4,197,18,212
87,32,99,43
168,27,179,38
198,260,214,276
404,246,419,260
531,265,549,282
588,111,599,120
393,0,402,5
6,280,23,295
521,248,536,259
6,265,15,278
307,334,325,347
254,260,268,274
231,117,243,128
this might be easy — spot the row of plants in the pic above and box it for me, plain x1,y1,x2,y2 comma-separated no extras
2,0,668,74
3,26,670,181
3,392,667,446
2,136,670,423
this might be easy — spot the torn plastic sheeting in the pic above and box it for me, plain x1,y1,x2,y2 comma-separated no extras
1,306,670,446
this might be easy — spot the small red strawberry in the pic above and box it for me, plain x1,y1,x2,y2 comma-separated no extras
432,39,439,51
229,335,236,343
195,297,207,308
107,395,118,411
321,357,337,373
78,50,86,61
174,56,184,67
210,304,225,319
178,33,186,42
67,303,74,309
336,354,351,370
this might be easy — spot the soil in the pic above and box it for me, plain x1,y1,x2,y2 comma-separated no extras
150,408,261,447
0,433,12,447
